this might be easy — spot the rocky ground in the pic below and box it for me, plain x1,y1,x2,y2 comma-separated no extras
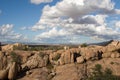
0,40,120,80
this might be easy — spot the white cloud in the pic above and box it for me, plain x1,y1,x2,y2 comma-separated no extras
33,0,120,43
31,23,45,31
0,24,27,41
115,21,120,28
21,27,27,30
30,0,53,5
35,27,71,40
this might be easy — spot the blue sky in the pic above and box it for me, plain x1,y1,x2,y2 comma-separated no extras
0,0,120,44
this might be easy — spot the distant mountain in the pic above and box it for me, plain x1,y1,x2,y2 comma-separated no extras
89,40,114,46
1,40,120,46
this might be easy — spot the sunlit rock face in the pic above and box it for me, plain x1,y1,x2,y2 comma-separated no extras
0,40,120,80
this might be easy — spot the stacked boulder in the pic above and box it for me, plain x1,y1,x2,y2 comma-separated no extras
0,51,20,80
8,62,19,80
102,52,120,58
22,53,49,69
80,48,103,61
59,49,81,65
0,51,7,70
59,50,74,65
76,56,85,64
49,48,81,65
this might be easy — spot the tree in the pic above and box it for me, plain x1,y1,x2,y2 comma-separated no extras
81,43,88,47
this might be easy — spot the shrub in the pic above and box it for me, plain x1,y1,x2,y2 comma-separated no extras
46,59,54,70
13,45,28,51
39,52,46,58
87,64,120,80
110,62,114,65
10,52,21,64
81,43,88,47
52,54,61,61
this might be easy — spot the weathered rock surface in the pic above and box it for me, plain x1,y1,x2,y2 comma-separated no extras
18,68,50,80
22,53,48,69
87,58,120,77
0,51,7,70
2,43,27,51
59,49,81,65
8,62,18,80
0,69,8,80
0,40,120,80
77,56,84,64
52,64,80,80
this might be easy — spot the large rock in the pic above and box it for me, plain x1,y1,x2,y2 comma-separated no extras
80,48,102,61
59,54,65,65
8,62,18,80
22,54,49,69
2,44,14,51
111,52,120,58
59,49,81,65
49,52,61,65
2,43,26,51
0,51,7,70
0,69,8,80
64,51,71,64
52,64,80,80
49,50,76,65
59,51,72,65
102,52,111,58
108,40,120,46
77,56,84,64
18,68,50,80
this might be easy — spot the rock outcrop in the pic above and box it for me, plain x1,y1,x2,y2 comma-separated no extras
0,41,120,80
0,51,7,70
59,49,81,65
0,69,9,80
2,43,27,51
22,53,49,69
52,64,80,80
8,62,18,80
77,56,85,64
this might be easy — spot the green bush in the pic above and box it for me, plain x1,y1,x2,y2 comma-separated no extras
25,45,64,51
39,52,46,58
13,45,28,51
52,54,61,61
46,60,54,70
87,64,120,80
81,43,88,47
10,52,22,64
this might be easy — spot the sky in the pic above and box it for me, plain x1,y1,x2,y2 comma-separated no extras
0,0,120,44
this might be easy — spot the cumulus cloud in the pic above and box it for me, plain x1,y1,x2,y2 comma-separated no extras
31,23,45,31
115,21,120,28
0,24,27,41
30,0,53,5
35,27,71,40
32,0,120,43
